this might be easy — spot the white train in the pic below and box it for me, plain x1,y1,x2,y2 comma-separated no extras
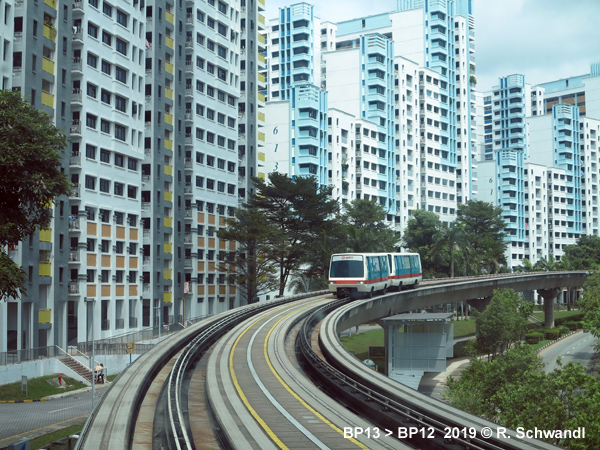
328,252,422,299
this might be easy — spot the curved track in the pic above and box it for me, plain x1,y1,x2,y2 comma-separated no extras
205,294,404,450
78,272,586,449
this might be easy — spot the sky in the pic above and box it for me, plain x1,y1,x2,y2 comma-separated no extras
265,0,600,91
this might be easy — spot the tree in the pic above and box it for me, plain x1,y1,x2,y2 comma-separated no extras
0,90,71,301
247,172,338,296
340,199,399,252
434,222,467,278
402,210,443,277
456,200,508,274
578,270,600,339
474,289,527,359
216,207,280,304
560,235,600,270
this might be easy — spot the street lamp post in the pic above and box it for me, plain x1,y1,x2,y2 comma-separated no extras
85,297,96,409
154,304,161,340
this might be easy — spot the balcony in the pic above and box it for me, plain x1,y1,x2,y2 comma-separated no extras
165,61,174,75
164,216,173,228
165,87,174,100
164,190,173,202
129,317,138,328
73,0,83,12
39,262,52,277
72,58,82,72
70,152,81,166
41,91,54,109
42,57,55,75
166,10,174,24
165,35,174,49
164,164,173,176
43,24,57,42
70,183,81,198
69,251,80,262
69,218,80,230
165,112,173,126
39,309,51,325
71,88,82,103
68,283,80,295
165,138,173,151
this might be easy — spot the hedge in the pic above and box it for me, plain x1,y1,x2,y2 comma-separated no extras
525,332,543,344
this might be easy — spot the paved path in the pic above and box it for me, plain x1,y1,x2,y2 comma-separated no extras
0,384,110,448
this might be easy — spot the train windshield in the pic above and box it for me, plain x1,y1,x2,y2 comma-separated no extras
330,255,364,278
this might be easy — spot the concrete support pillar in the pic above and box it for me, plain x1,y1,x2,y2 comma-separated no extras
536,288,561,328
466,296,492,313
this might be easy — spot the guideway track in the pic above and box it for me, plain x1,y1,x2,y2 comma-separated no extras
74,291,328,450
319,298,562,450
205,295,403,450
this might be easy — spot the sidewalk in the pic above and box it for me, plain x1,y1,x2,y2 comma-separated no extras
417,356,471,400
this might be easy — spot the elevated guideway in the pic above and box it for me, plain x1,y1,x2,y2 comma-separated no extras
76,272,587,450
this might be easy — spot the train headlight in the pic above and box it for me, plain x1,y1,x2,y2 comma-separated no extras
357,281,364,284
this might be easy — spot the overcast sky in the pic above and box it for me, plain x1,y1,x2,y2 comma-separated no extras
266,0,600,91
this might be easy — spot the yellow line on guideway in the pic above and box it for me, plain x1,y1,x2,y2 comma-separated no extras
264,307,370,450
229,303,296,450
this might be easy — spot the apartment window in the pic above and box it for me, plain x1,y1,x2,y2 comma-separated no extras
101,270,109,283
195,176,204,187
207,155,214,167
115,66,126,83
101,89,111,104
127,158,137,170
196,152,204,164
86,114,97,129
85,175,96,190
102,31,112,46
116,39,127,56
115,95,126,112
127,185,137,199
217,181,225,192
87,52,98,68
217,136,225,147
114,154,124,167
227,184,235,195
101,59,111,74
102,2,112,16
100,119,110,133
87,23,98,39
89,0,98,7
86,83,97,98
116,9,128,27
207,132,215,144
99,178,110,193
206,179,214,190
207,109,214,120
100,149,110,163
86,144,97,159
114,182,124,196
227,117,235,128
114,124,126,141
207,86,214,97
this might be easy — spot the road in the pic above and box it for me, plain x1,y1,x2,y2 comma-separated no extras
539,331,596,373
0,385,110,448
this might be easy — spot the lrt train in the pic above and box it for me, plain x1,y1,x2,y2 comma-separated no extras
328,252,422,299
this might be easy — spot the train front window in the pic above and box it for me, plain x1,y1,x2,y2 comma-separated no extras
330,260,364,278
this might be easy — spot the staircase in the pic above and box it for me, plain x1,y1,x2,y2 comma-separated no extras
57,354,93,384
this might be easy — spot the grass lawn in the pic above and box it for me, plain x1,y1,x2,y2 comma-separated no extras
29,424,83,450
532,310,582,321
340,319,477,360
0,375,87,402
529,339,554,352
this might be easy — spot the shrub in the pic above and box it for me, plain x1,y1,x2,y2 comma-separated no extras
559,325,570,336
454,338,477,358
543,328,561,340
555,314,584,326
564,321,580,331
525,332,543,344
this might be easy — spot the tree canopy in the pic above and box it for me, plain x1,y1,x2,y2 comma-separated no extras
561,235,600,270
0,90,71,301
473,288,527,359
247,172,338,296
339,199,399,252
402,210,443,277
216,206,279,304
457,200,508,274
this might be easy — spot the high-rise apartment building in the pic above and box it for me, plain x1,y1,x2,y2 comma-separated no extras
2,0,265,353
